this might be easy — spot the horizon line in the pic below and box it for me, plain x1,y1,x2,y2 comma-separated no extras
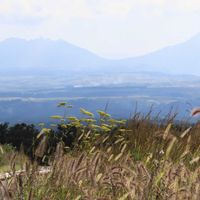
0,32,200,60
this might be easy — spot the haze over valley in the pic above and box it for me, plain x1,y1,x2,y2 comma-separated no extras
1,35,200,123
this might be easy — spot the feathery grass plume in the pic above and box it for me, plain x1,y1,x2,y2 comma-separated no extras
0,181,11,200
190,156,200,165
114,138,124,144
0,146,4,154
180,135,191,159
155,171,165,186
95,173,103,183
89,146,96,154
80,118,96,123
165,136,177,158
67,116,79,121
145,153,153,165
108,119,126,125
35,135,48,158
50,115,63,119
180,127,192,138
97,110,111,118
114,153,123,161
108,154,114,162
89,124,101,130
102,135,109,143
118,193,130,200
74,195,82,200
163,123,172,140
106,146,112,153
100,125,111,132
80,108,94,118
36,128,51,139
121,144,127,153
191,107,200,116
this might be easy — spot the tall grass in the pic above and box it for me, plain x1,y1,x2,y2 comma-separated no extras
0,103,200,199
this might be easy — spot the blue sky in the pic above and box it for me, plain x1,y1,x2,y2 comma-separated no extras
0,0,200,58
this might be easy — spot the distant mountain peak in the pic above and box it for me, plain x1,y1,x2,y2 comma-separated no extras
0,37,108,76
183,33,200,45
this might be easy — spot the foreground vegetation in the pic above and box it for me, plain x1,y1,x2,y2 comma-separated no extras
0,103,200,199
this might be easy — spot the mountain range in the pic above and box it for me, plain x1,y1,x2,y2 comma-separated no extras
0,34,200,76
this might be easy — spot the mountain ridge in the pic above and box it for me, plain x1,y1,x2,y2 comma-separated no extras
0,34,200,75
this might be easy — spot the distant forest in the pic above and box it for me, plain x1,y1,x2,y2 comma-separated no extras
0,123,78,162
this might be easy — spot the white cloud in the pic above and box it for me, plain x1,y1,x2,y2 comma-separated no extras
1,0,200,23
174,0,200,12
0,0,93,24
88,0,135,16
0,0,200,58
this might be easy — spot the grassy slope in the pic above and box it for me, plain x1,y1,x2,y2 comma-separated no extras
0,107,200,199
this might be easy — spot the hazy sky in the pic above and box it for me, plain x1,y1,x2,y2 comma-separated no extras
0,0,200,58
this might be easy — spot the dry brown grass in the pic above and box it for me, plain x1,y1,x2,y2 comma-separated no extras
1,110,200,199
1,147,200,199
